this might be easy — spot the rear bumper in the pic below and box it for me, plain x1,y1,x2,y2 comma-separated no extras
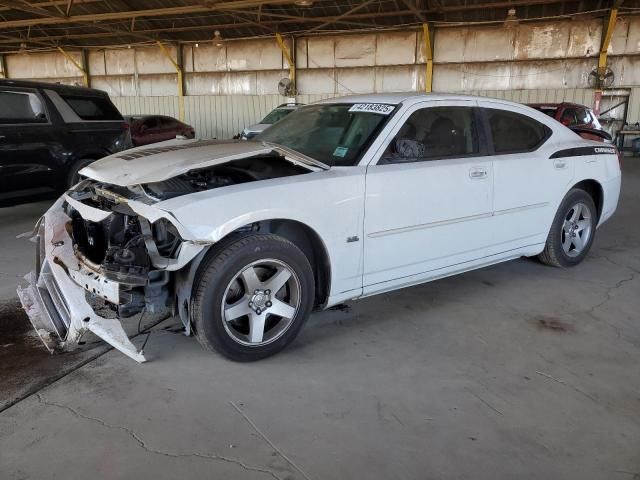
598,173,622,227
16,198,146,362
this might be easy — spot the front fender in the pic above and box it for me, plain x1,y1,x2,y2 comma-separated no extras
157,168,367,298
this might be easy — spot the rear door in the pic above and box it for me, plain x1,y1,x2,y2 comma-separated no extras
0,87,58,199
479,102,574,249
363,100,495,293
44,89,129,155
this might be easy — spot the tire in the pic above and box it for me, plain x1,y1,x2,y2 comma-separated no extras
191,234,315,361
538,188,597,268
65,158,95,189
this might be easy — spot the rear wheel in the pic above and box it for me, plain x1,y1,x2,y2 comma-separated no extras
192,234,315,361
538,189,597,267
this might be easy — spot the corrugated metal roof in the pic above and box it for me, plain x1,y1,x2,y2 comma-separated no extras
0,0,636,53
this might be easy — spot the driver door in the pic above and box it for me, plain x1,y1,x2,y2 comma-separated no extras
362,100,494,294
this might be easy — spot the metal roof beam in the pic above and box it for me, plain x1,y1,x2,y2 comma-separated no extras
307,0,378,33
0,0,103,12
0,0,301,29
0,0,65,18
401,0,428,23
229,9,381,29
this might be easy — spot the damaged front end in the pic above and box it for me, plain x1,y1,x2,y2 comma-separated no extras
17,180,207,362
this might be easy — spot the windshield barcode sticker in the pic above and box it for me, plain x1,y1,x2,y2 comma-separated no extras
348,103,395,115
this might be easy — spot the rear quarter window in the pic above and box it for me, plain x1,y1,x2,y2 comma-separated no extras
0,90,47,124
59,94,122,121
485,108,550,154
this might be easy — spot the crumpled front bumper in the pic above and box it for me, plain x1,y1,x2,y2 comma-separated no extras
17,197,153,362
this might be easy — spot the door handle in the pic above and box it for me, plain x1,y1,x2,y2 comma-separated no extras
469,167,488,179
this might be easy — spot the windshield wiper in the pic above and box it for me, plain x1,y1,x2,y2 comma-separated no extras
261,142,330,171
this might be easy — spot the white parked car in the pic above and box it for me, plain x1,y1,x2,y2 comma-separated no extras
18,93,621,362
240,103,303,140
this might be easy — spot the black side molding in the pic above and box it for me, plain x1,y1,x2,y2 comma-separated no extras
550,146,617,159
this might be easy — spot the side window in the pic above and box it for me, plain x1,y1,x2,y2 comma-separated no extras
382,106,479,163
560,108,578,126
576,108,590,125
486,108,550,154
159,117,177,128
0,90,47,124
142,117,159,129
59,94,122,121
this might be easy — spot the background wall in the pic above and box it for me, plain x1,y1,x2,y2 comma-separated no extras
4,16,640,138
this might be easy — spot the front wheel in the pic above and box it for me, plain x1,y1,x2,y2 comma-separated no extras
191,234,315,361
538,188,597,267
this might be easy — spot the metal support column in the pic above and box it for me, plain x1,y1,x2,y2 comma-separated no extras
0,54,7,78
81,49,90,87
423,23,434,93
58,46,89,87
594,7,618,115
275,33,296,97
157,41,185,121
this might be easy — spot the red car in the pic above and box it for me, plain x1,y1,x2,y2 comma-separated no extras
527,102,605,141
127,115,195,146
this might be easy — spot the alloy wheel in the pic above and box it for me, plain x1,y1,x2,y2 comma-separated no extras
561,202,592,258
221,259,301,346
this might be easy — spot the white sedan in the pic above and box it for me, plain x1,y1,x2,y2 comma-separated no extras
18,93,622,362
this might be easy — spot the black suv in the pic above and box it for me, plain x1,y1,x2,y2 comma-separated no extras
0,79,131,202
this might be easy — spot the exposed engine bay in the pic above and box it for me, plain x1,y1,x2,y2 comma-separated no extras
17,148,318,362
69,204,175,318
142,156,309,201
64,154,308,319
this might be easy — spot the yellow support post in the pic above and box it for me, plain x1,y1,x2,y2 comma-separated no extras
157,41,185,122
57,46,89,87
599,7,618,72
593,7,618,115
423,23,433,93
275,33,296,96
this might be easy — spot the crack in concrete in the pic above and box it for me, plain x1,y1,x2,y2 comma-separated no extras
535,371,599,404
580,273,636,339
598,254,640,275
464,387,504,416
35,393,284,480
229,400,313,480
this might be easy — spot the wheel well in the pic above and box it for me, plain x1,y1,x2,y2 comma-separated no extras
219,219,331,308
572,179,603,221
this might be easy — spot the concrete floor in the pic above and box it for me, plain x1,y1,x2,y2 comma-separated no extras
1,163,639,480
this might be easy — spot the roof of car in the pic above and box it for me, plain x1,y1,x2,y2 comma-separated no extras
528,102,590,109
130,114,174,120
276,104,303,110
0,78,109,96
314,92,534,109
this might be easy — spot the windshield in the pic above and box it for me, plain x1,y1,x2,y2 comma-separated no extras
261,108,294,124
256,103,394,166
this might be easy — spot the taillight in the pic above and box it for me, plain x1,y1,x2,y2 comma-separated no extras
122,122,130,130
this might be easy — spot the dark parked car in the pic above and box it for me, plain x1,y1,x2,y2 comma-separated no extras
0,79,131,202
527,102,606,141
127,115,195,146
